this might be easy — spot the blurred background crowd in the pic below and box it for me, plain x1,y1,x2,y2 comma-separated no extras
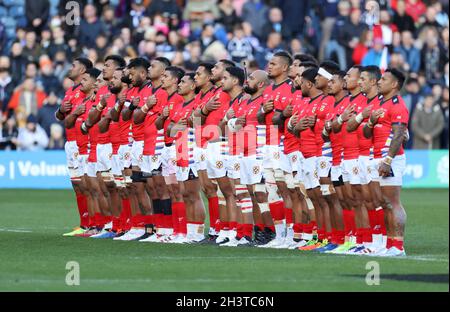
0,0,448,151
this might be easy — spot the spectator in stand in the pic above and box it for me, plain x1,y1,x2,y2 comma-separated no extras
22,31,42,63
241,0,270,40
9,43,27,85
325,0,351,70
146,0,181,20
396,30,421,73
25,0,50,35
199,23,218,53
403,77,423,149
256,31,285,69
420,27,449,83
439,86,449,149
405,0,427,23
411,94,445,149
418,6,443,33
37,91,62,137
183,0,220,33
101,5,122,39
227,23,254,63
352,29,372,65
216,0,241,33
122,0,148,29
47,123,65,150
0,56,14,113
184,41,202,71
38,56,62,96
433,1,449,28
17,114,49,151
8,78,47,117
317,0,340,62
261,7,292,43
79,4,106,49
393,0,416,33
338,8,368,68
275,0,310,39
0,116,19,150
362,37,387,67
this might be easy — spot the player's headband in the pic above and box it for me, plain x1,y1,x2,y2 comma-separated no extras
318,68,333,80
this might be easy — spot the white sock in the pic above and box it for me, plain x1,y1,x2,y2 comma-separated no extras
103,221,112,230
274,222,286,240
302,233,313,241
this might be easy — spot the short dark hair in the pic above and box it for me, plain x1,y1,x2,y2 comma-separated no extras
300,61,319,70
165,66,185,83
362,65,382,81
226,66,245,86
274,50,293,66
405,77,419,85
86,68,101,80
105,55,126,68
198,62,214,75
319,60,340,75
154,56,171,68
386,68,406,90
302,68,319,83
335,70,347,79
128,57,150,70
75,57,93,70
219,59,236,68
351,65,364,74
185,72,196,82
294,53,318,65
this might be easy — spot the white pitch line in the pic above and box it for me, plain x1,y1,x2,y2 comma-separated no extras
0,228,33,233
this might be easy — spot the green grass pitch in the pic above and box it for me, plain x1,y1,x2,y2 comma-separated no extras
0,189,448,291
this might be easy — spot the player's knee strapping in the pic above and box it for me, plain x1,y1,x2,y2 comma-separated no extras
212,180,226,206
274,168,285,182
124,175,133,187
236,184,252,214
320,184,335,196
101,171,114,183
284,172,296,189
264,169,281,203
131,171,146,183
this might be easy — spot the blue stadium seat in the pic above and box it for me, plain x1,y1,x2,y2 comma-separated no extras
3,0,25,7
9,5,25,18
0,7,8,18
0,17,16,30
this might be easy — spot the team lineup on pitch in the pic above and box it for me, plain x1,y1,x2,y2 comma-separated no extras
53,51,419,260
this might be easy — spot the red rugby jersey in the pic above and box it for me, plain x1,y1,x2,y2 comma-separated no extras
162,92,185,146
242,95,264,157
71,92,89,155
171,98,197,167
96,85,115,145
193,87,216,148
372,95,409,158
313,95,334,157
341,93,366,160
262,79,294,146
328,96,350,166
283,88,301,154
296,94,323,159
290,89,307,153
143,86,167,156
63,84,83,142
200,87,231,147
355,94,382,156
128,82,155,141
227,93,245,156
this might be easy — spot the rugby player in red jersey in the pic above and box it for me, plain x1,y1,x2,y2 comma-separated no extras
57,57,93,237
217,66,254,247
118,58,153,241
289,68,330,250
316,71,349,253
256,51,294,248
308,61,339,248
64,68,103,236
168,73,205,243
199,60,236,244
335,66,373,252
154,66,186,242
347,66,387,252
238,69,274,245
106,68,133,238
363,68,409,257
286,61,319,249
84,55,127,239
132,57,173,242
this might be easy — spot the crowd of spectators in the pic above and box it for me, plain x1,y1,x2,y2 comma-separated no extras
0,0,448,151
